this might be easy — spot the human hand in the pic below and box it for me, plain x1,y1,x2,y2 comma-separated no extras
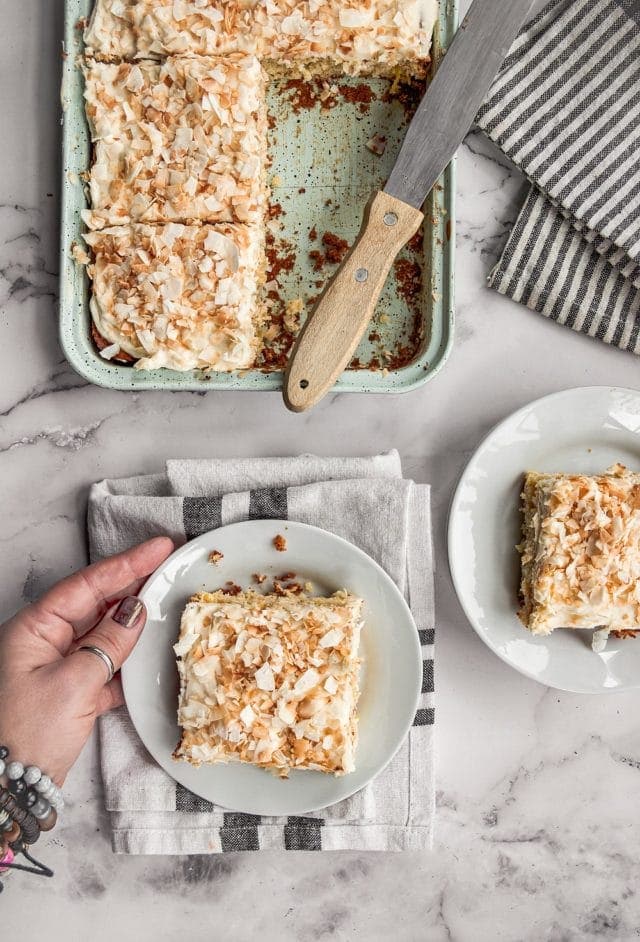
0,537,174,786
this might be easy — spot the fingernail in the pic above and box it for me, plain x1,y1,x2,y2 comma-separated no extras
113,596,144,629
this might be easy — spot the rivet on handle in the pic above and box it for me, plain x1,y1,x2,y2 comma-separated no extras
355,268,369,282
383,212,399,226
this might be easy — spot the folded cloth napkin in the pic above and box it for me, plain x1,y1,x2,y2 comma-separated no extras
87,452,435,854
477,0,640,351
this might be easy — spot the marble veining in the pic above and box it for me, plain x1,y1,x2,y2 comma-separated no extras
3,1,640,939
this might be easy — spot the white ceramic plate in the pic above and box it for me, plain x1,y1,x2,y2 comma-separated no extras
122,519,421,815
448,386,640,695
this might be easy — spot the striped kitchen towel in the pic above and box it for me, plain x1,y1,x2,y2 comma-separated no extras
87,452,435,854
476,0,640,351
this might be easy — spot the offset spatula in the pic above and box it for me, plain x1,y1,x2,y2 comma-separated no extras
284,0,535,412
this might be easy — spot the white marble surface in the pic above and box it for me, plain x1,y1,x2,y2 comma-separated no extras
3,1,640,939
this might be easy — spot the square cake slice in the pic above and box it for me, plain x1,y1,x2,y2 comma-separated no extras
83,55,267,229
173,590,364,777
83,222,264,371
518,465,640,638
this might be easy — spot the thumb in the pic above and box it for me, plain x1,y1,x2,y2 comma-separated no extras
64,596,147,691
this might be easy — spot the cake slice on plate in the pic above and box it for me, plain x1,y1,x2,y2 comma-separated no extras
173,590,364,777
519,464,640,648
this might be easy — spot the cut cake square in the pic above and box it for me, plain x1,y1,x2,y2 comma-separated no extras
84,222,264,371
173,590,364,777
519,465,640,639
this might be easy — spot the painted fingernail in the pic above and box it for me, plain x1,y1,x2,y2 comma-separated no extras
113,596,144,629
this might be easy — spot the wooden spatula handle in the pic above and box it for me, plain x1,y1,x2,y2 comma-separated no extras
283,191,424,413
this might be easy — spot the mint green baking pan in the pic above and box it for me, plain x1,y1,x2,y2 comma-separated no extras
60,0,456,393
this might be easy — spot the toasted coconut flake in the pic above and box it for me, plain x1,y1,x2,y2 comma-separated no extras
366,133,387,155
71,242,91,265
99,342,121,360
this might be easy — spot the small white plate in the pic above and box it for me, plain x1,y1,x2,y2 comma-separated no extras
122,519,421,815
448,386,640,695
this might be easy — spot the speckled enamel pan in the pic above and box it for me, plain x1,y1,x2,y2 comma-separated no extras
60,0,456,393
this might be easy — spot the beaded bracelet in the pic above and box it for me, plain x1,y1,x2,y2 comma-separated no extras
0,746,59,892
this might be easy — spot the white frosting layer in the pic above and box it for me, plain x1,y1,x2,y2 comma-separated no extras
84,222,263,371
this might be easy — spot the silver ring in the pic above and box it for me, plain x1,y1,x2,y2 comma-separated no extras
79,644,115,683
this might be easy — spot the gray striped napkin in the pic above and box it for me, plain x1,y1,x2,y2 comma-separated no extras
477,0,640,351
88,453,435,854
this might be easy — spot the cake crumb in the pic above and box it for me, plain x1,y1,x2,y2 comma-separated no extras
220,581,242,596
208,550,224,566
322,231,349,265
252,572,268,584
284,297,304,332
273,534,287,552
71,242,90,266
274,580,304,596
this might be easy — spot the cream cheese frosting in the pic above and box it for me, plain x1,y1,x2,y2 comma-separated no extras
84,222,264,371
518,465,640,639
173,590,363,777
82,55,267,229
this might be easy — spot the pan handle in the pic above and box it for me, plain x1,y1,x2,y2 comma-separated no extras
283,191,424,413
